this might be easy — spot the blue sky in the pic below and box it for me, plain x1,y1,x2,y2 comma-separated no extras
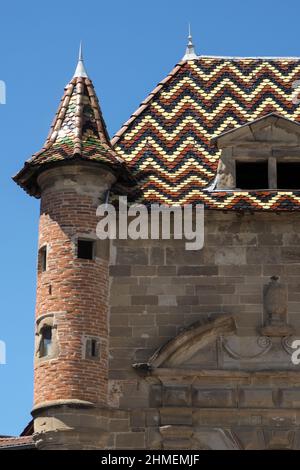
1,0,300,435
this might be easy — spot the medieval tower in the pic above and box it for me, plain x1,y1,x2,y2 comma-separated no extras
6,35,300,450
13,48,125,449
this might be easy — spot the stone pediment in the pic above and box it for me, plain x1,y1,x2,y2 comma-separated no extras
214,113,300,149
133,314,300,375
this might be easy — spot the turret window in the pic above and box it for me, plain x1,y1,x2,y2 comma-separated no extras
39,246,47,272
35,314,58,361
83,336,100,360
39,325,52,358
77,239,94,260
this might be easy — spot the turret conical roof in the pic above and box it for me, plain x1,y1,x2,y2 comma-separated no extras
14,47,130,196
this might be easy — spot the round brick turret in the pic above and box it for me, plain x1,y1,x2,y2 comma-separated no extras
33,163,115,409
13,50,133,448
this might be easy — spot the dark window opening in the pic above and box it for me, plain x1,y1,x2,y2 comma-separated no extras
39,246,47,272
77,239,94,260
40,326,52,358
236,161,269,189
91,339,97,357
85,337,100,359
277,162,300,189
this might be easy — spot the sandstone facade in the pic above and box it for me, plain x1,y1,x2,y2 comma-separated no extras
33,209,300,450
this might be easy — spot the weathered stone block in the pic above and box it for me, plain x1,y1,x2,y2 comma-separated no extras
160,408,192,426
215,247,246,265
149,385,163,407
166,247,205,265
157,266,177,276
239,389,274,408
132,295,158,305
132,266,157,276
193,388,234,408
177,266,218,276
130,410,146,428
177,296,199,305
117,247,149,265
150,247,165,265
109,419,129,432
246,247,281,265
282,247,300,264
116,432,145,448
280,389,300,408
163,386,192,407
146,410,160,426
109,265,132,277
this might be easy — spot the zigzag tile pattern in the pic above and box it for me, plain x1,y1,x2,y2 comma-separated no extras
113,57,300,210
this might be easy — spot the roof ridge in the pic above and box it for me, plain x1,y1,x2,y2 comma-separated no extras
199,55,300,60
111,55,300,148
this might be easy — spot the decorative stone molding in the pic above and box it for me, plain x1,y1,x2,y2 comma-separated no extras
221,335,272,360
133,315,236,372
260,276,294,337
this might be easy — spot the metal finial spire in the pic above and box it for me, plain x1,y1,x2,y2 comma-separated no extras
73,41,88,78
182,24,198,61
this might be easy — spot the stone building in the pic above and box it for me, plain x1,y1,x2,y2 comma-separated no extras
4,35,300,449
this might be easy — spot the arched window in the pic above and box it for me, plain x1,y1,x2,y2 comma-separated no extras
35,314,58,361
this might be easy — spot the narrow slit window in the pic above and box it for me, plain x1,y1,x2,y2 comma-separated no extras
39,246,47,272
277,162,300,189
236,160,269,189
77,239,94,260
40,326,52,358
85,337,100,359
91,339,97,357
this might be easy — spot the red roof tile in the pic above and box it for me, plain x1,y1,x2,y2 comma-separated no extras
0,436,34,449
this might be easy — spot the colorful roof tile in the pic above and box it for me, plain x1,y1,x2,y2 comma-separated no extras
112,56,300,210
14,50,132,197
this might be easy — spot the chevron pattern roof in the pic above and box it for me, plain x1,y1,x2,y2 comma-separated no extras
112,57,300,210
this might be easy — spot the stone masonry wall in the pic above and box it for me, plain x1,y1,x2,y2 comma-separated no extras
108,210,300,449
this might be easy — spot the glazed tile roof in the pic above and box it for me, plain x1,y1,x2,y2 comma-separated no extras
112,57,300,210
14,75,133,197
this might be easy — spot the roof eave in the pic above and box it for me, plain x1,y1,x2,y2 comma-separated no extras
13,156,136,198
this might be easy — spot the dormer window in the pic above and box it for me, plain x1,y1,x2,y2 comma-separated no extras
214,114,300,191
277,162,300,189
236,161,269,190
